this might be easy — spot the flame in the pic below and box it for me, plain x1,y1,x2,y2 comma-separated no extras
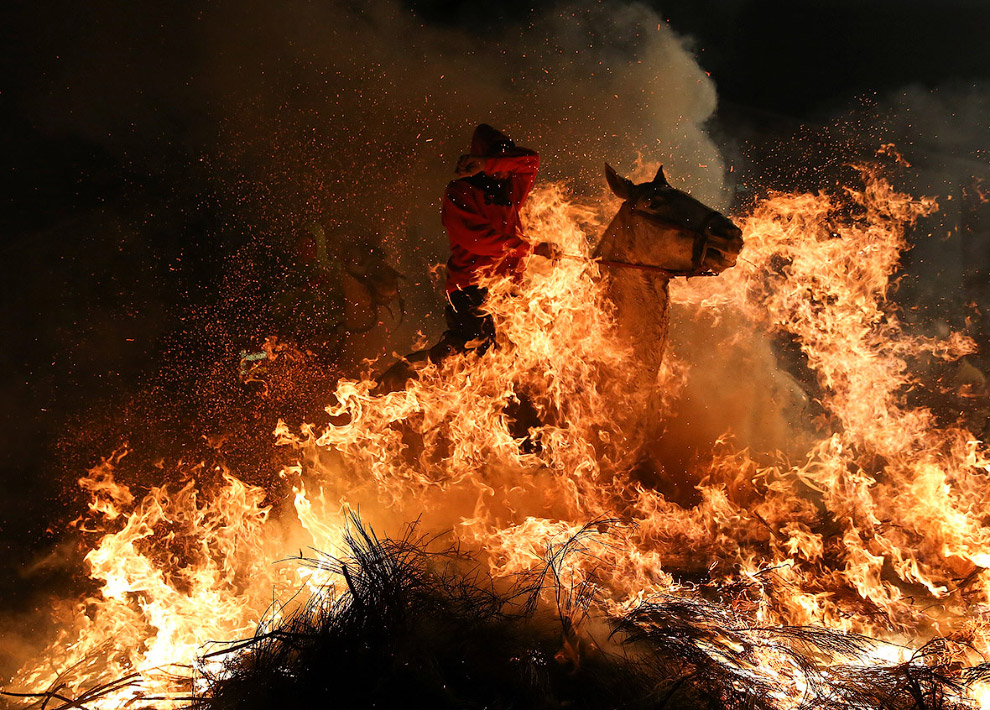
10,168,990,708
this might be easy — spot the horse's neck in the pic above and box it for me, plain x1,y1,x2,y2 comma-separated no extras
596,204,671,380
595,203,636,262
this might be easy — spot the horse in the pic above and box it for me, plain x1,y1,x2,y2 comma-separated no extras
595,163,743,393
374,164,744,413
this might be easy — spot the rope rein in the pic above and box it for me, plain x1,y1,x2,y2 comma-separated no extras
559,253,716,278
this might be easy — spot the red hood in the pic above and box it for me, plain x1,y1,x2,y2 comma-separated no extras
471,124,513,156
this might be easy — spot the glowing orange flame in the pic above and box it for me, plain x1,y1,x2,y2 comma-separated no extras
10,167,990,709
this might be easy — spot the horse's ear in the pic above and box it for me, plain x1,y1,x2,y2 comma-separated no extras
605,163,633,200
653,165,669,186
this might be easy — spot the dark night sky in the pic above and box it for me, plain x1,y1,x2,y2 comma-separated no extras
5,0,986,237
3,0,988,234
408,0,990,116
0,0,988,652
665,0,990,116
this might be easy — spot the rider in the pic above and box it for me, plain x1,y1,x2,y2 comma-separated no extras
431,123,560,360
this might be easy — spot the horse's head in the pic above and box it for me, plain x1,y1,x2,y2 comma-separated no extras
603,163,744,276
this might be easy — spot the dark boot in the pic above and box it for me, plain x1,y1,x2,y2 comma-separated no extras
372,349,431,396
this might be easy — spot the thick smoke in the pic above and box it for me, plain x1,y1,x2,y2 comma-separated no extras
195,0,731,352
36,1,728,191
16,0,732,358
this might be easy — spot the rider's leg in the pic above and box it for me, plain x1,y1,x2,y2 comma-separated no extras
429,286,495,362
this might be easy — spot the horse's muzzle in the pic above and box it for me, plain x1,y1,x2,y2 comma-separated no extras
702,220,744,272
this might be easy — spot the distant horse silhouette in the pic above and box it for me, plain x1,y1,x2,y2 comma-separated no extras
375,164,744,411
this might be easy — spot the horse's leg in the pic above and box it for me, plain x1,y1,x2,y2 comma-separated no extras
504,387,543,454
372,348,432,395
371,323,480,396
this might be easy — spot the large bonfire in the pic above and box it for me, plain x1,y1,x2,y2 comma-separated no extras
6,161,990,709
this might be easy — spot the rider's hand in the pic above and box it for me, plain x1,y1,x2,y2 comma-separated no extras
455,154,485,177
533,241,563,263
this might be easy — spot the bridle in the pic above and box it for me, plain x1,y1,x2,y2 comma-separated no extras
599,202,725,278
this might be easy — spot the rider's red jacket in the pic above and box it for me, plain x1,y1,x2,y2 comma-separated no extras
441,145,539,293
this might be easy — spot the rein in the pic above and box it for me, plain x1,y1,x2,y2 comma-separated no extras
560,253,716,278
600,257,716,278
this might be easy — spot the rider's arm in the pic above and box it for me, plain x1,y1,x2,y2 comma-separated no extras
484,148,539,206
442,183,532,258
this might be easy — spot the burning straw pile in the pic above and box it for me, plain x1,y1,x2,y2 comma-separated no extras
12,518,990,710
198,519,989,710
